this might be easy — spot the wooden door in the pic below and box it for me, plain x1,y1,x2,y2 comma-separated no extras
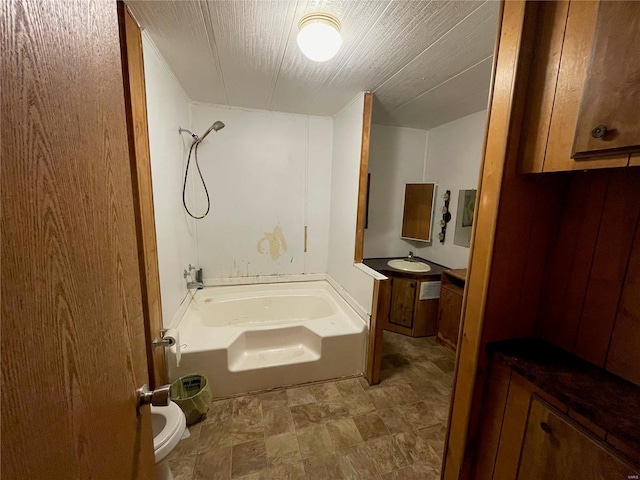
1,1,155,478
389,278,416,328
518,399,638,479
572,1,640,159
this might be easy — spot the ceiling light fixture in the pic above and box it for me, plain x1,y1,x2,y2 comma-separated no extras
296,13,343,62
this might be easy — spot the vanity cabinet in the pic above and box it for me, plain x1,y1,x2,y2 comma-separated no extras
386,276,439,338
437,269,466,351
363,258,444,338
520,0,640,173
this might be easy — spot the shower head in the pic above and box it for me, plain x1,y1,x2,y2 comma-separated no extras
198,121,225,142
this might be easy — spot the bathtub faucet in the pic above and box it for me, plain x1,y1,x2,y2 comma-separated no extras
184,264,204,290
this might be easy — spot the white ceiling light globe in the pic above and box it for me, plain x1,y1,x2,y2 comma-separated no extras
297,14,343,62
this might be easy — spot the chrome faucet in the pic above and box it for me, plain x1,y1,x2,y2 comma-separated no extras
406,251,417,262
184,264,204,290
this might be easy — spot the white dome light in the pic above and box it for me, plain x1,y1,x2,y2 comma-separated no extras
296,13,343,62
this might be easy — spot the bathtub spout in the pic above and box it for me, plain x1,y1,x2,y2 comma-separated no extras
187,281,203,290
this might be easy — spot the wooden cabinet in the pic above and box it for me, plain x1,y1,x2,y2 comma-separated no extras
437,269,466,351
518,399,636,480
385,275,439,338
475,358,640,480
401,183,435,242
573,2,640,159
520,0,639,173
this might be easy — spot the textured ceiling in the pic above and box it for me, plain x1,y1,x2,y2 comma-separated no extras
127,0,499,130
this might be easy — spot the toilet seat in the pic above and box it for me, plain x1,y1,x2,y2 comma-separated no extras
151,401,186,463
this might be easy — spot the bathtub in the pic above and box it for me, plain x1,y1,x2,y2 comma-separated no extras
167,280,368,397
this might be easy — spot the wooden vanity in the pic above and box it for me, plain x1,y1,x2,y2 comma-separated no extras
363,257,446,338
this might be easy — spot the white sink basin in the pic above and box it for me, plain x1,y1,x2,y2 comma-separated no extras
387,259,432,273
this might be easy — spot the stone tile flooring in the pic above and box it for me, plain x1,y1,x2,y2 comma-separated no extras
166,332,455,480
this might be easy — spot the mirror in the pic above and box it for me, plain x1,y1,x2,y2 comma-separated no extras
454,189,476,247
401,183,436,242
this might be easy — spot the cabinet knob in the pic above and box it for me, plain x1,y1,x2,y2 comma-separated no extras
590,124,608,139
540,421,553,434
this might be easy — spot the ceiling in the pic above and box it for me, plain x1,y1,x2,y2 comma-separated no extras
127,0,499,130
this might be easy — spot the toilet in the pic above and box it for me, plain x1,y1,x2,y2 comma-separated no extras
151,401,187,480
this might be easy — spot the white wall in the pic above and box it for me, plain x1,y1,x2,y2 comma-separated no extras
189,104,333,280
327,94,375,315
364,111,486,269
143,34,197,326
364,125,428,258
415,110,486,268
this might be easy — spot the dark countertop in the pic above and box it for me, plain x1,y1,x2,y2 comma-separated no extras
363,257,449,280
488,338,640,454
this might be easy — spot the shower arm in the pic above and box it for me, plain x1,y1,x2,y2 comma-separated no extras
178,127,199,141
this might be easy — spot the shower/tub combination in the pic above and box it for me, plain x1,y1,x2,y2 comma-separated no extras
172,120,366,397
167,281,367,398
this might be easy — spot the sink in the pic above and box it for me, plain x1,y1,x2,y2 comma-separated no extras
387,259,431,273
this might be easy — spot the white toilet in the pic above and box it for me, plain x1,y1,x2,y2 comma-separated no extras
151,401,187,480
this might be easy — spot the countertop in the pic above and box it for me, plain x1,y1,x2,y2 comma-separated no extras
443,268,467,282
488,338,640,454
363,257,448,280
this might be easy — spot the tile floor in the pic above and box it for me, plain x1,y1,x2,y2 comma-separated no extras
166,331,455,480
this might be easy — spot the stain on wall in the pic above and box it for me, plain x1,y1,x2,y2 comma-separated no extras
257,225,288,260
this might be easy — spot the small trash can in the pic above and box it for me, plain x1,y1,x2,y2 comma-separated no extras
170,374,212,425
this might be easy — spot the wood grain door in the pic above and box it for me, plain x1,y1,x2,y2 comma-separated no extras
1,1,155,478
517,399,638,479
389,278,416,328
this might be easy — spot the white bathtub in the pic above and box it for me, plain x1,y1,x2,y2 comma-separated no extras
167,280,368,397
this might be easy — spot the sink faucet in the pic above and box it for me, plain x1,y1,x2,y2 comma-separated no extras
407,251,417,262
183,264,204,290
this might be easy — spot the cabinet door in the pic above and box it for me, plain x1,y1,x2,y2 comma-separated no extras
572,2,640,159
520,0,631,172
437,287,463,349
389,278,416,328
517,399,638,480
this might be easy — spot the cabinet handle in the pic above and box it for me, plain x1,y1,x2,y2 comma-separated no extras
591,124,608,139
540,422,553,434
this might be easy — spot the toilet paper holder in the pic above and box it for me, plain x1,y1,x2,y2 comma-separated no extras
153,328,176,349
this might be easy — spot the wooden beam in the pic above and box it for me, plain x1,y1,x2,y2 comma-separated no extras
354,92,373,263
365,278,391,385
443,1,540,478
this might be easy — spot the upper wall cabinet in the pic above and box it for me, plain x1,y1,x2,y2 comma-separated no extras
520,1,640,173
401,183,435,242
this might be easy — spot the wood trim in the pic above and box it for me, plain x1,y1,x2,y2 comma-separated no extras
443,2,537,478
354,92,373,263
631,153,640,167
365,278,391,385
472,361,512,479
518,0,569,173
119,4,167,388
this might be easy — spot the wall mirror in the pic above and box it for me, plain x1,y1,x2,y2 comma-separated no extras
401,183,436,242
454,189,476,247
